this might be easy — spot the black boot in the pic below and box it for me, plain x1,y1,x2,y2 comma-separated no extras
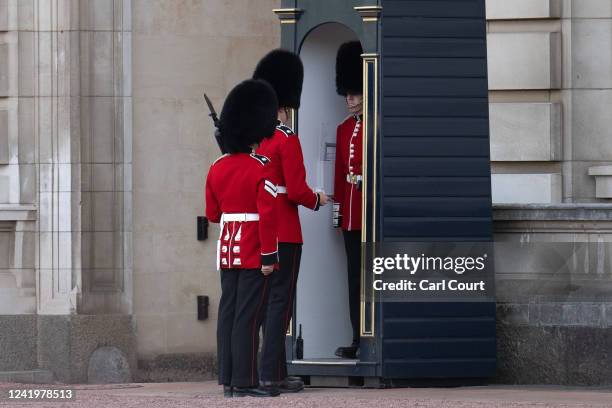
233,386,280,398
281,377,304,393
223,385,233,398
334,343,359,359
261,378,304,393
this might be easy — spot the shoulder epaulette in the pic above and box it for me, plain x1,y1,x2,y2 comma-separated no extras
276,124,295,137
249,153,271,165
212,153,230,165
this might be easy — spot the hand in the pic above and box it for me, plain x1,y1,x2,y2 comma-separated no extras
261,264,274,275
318,192,329,206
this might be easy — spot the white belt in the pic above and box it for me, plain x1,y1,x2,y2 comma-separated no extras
221,213,260,222
346,174,363,184
277,186,287,194
217,213,259,270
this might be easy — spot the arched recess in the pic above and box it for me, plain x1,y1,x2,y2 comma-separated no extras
296,22,362,359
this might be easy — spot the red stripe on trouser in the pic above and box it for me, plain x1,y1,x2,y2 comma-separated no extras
251,277,269,385
279,246,299,380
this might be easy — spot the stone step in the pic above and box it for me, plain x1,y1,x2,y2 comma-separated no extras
0,370,55,384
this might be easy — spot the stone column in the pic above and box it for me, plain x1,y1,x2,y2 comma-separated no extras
9,0,135,383
12,0,133,316
77,0,132,315
19,0,84,315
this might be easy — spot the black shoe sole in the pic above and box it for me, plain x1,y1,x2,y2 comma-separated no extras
233,391,280,397
278,385,304,393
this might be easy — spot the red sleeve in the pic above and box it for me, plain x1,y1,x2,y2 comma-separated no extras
280,136,320,211
258,163,279,265
333,124,345,206
205,166,221,223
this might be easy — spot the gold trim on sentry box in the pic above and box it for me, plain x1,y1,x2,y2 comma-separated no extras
360,54,379,338
273,8,304,24
286,107,297,338
354,6,383,22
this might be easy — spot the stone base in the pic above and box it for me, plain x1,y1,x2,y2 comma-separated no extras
493,204,612,386
0,314,136,384
496,321,612,386
4,313,612,386
37,315,137,384
1,314,213,384
134,327,612,386
135,352,217,383
0,370,55,384
0,315,37,371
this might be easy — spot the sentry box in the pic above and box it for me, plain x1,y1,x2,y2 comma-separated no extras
275,0,495,386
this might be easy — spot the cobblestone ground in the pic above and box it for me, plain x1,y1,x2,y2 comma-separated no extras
1,381,612,408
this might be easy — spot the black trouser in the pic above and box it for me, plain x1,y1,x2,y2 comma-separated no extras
217,268,270,387
260,243,302,382
342,230,361,345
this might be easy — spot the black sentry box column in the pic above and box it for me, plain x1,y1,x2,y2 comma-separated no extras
379,0,495,380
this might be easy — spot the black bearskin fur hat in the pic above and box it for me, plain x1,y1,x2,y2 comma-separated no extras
218,79,278,153
253,49,304,109
336,41,363,96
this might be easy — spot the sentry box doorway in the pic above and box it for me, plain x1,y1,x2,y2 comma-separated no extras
276,0,495,386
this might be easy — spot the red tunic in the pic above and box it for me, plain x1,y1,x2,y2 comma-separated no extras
205,153,279,269
333,114,363,231
256,123,320,244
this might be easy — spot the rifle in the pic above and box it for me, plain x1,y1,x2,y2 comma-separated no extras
198,94,224,243
203,93,226,153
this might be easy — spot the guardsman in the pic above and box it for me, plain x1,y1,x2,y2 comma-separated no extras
205,79,280,398
333,41,364,359
253,49,329,393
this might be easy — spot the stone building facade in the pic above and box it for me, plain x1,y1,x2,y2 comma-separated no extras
487,0,612,385
0,0,611,385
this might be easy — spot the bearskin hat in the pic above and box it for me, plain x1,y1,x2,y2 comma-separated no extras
336,41,363,96
253,49,304,109
218,79,278,154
